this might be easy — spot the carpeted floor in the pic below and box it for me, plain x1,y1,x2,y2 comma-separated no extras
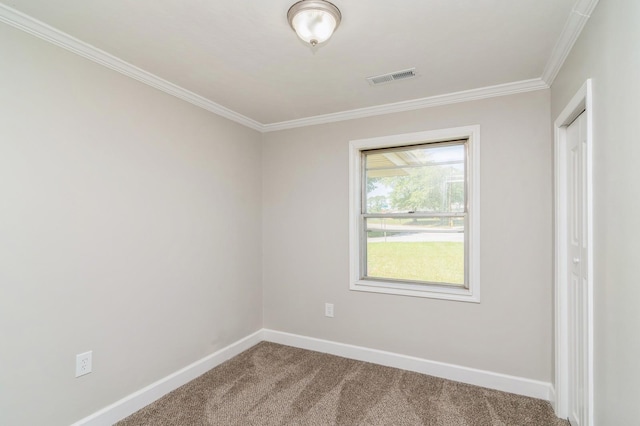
117,342,568,425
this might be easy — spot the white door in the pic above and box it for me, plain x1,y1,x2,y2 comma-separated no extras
566,111,588,426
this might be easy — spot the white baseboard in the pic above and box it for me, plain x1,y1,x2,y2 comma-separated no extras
71,330,263,426
262,329,555,402
549,385,557,412
72,328,555,425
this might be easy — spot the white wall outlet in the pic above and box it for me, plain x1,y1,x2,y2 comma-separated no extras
75,351,92,377
325,303,334,318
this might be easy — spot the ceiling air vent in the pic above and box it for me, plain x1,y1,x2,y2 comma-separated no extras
367,68,417,86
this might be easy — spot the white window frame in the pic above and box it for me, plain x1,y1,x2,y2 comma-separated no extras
349,125,480,302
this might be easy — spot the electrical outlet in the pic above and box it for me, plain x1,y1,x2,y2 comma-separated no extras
75,351,92,377
325,303,334,318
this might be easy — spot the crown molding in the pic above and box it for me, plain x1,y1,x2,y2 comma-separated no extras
0,3,263,132
262,78,549,132
1,2,585,134
541,0,600,86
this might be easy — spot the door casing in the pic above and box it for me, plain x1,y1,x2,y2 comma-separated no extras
554,79,594,425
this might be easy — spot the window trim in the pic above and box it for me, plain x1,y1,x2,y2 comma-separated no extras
349,126,481,302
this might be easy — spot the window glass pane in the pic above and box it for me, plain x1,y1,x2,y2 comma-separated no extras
365,217,465,285
365,143,465,214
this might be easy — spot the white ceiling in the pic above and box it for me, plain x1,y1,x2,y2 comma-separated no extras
2,0,579,126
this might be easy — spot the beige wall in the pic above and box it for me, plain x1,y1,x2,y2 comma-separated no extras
551,0,640,423
0,23,263,425
262,90,554,382
1,1,635,423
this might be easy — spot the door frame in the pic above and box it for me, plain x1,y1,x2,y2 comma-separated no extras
554,79,594,424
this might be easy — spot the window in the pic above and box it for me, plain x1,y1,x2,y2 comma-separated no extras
349,126,480,302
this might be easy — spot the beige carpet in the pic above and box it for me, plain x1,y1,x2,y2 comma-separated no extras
117,342,567,425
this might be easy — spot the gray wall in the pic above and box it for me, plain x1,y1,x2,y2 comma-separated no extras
0,23,263,425
262,90,554,382
4,6,602,423
550,0,640,423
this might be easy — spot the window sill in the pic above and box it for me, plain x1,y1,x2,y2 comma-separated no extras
350,278,480,303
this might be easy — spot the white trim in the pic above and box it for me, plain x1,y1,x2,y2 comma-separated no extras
541,0,600,85
0,3,263,132
348,126,480,302
70,330,263,426
0,0,592,133
262,329,554,401
553,79,594,424
72,328,556,424
549,386,558,412
554,121,569,420
263,79,548,132
0,2,551,133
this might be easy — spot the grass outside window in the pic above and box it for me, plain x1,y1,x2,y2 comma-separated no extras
366,241,464,285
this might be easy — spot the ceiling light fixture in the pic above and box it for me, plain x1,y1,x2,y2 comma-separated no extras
287,0,341,47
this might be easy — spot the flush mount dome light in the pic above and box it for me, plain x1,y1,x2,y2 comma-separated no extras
287,0,341,47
